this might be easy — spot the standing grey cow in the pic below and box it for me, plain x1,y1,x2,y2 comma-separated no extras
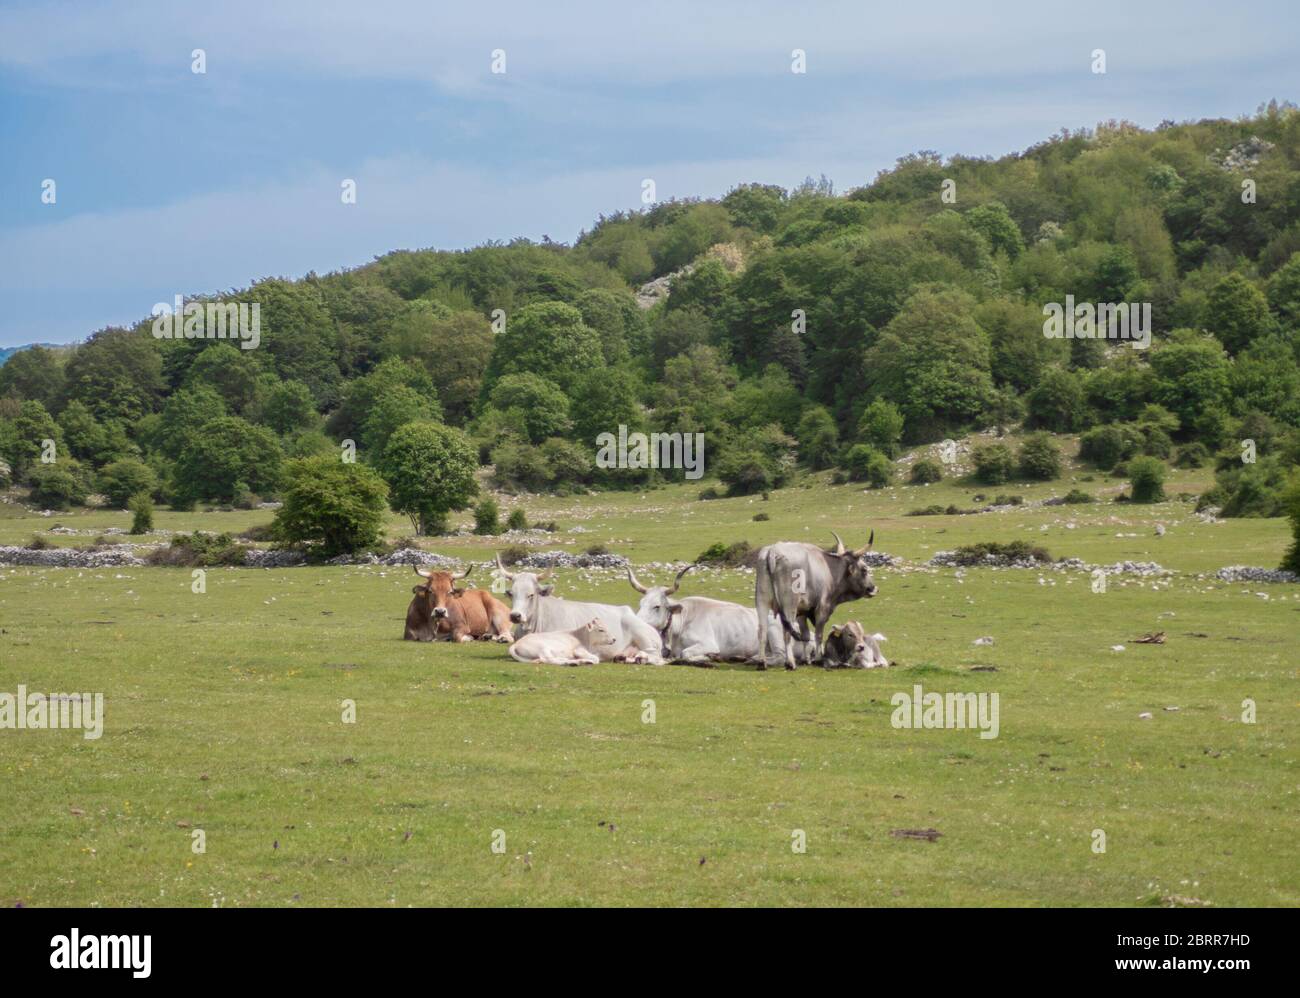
628,565,810,665
495,555,665,663
754,531,878,670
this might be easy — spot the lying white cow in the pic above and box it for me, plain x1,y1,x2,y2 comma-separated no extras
496,556,665,664
821,621,889,669
627,565,811,666
509,618,616,665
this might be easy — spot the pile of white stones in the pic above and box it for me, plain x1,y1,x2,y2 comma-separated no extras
0,545,148,567
1214,565,1299,584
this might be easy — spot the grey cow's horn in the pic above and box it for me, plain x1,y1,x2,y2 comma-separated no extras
494,554,515,580
626,566,649,594
855,529,875,556
668,562,695,595
830,531,846,556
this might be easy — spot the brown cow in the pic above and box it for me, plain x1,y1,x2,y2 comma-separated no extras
406,564,513,643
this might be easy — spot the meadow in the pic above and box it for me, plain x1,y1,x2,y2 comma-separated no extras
1,454,1296,907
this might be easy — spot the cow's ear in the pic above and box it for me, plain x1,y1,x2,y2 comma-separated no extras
540,584,555,596
451,588,464,597
411,586,424,595
668,602,683,615
830,624,844,637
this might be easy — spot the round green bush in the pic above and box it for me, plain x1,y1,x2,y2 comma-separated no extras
1018,433,1062,481
910,458,943,484
473,498,501,535
972,443,1015,485
844,444,892,488
1127,456,1167,503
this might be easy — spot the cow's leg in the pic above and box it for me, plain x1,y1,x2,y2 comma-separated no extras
679,641,717,665
812,617,828,665
754,572,773,669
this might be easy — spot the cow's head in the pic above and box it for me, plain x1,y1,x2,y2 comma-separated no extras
829,530,878,599
578,617,616,651
412,564,473,619
495,555,553,629
827,621,873,668
627,563,693,634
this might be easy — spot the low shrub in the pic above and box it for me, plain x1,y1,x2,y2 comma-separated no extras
146,532,247,567
505,508,529,531
950,540,1053,565
473,498,500,535
496,545,529,566
128,492,153,535
1018,433,1061,481
696,540,755,567
1127,456,1167,504
910,459,943,484
972,444,1015,485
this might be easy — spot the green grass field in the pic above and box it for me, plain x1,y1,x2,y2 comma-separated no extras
1,453,1297,907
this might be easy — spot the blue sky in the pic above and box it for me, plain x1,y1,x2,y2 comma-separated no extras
1,0,1298,347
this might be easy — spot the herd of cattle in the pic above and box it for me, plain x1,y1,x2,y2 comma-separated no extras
404,531,888,670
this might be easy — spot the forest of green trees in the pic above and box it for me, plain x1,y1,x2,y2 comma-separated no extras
4,103,1300,546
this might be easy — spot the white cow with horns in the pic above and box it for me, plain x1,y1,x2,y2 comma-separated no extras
494,555,665,664
627,564,811,666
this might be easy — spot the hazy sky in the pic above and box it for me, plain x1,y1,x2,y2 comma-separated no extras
1,0,1297,346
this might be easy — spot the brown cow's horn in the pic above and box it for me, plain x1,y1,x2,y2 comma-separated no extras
454,564,473,582
494,554,515,580
830,531,846,556
668,562,695,595
627,566,648,594
413,564,433,579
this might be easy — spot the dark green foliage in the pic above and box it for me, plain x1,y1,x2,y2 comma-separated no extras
1127,456,1167,503
1025,368,1085,432
128,492,154,535
910,459,943,484
972,443,1015,485
473,498,500,535
1018,433,1062,480
1079,424,1143,471
856,399,905,458
842,444,892,488
272,457,390,556
696,540,755,567
506,508,528,531
1060,489,1094,504
146,532,247,567
1175,443,1211,468
8,108,1300,511
949,541,1052,565
1281,476,1300,573
28,461,91,509
98,458,157,508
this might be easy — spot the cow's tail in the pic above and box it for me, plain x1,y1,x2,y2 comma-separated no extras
763,548,802,639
